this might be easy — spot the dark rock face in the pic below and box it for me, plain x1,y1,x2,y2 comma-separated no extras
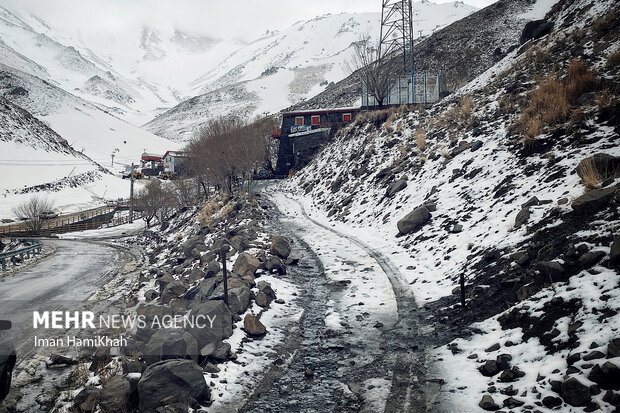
608,338,620,358
514,207,531,228
560,377,591,406
397,206,431,234
270,235,291,259
542,395,562,408
137,359,210,412
264,255,286,275
520,19,554,44
571,186,617,215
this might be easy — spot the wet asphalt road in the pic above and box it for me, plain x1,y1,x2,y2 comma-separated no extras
0,239,121,354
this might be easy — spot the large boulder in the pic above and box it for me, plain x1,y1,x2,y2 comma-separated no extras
227,286,252,315
232,252,260,277
397,206,431,235
142,329,199,365
264,256,286,275
160,281,188,304
190,278,217,303
188,300,233,349
182,235,205,259
571,186,617,215
270,235,291,259
230,235,250,252
98,375,135,412
137,359,210,412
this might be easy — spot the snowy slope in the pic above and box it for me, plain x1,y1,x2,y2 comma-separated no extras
279,0,620,410
0,96,137,219
145,3,478,142
0,63,179,168
0,5,224,125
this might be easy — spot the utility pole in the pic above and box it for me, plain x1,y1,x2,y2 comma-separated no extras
129,163,135,223
111,153,115,167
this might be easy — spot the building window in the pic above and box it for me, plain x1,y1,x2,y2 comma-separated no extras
295,116,304,125
311,115,320,126
342,113,352,122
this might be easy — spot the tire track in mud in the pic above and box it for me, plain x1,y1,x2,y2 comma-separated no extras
237,193,435,413
292,200,431,413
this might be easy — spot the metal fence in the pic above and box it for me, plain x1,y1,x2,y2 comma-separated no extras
0,240,43,270
361,71,441,107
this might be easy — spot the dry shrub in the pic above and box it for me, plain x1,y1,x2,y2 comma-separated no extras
70,363,91,387
513,75,570,141
416,129,426,151
198,199,224,225
596,89,613,108
577,158,604,190
566,59,597,103
607,50,620,68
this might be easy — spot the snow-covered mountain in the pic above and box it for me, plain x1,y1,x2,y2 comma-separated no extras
0,4,242,125
0,62,180,218
145,2,478,142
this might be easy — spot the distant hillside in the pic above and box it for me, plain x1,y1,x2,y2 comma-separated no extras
288,0,540,111
144,3,477,142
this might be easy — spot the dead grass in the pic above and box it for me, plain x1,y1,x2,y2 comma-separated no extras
198,199,224,225
512,75,570,142
566,59,597,103
577,158,604,190
607,50,620,68
69,363,91,387
596,89,613,108
415,129,426,151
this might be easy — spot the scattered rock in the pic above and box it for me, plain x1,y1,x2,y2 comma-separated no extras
47,354,78,366
561,377,592,406
588,361,620,390
99,375,135,412
608,338,620,358
503,397,525,408
232,252,260,277
397,206,431,235
583,350,606,361
160,281,188,304
244,314,266,336
542,395,563,408
610,237,620,267
270,235,291,259
514,207,531,228
479,395,500,411
480,360,500,376
386,179,407,197
578,251,606,267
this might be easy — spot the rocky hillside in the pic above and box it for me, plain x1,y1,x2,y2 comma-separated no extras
288,0,552,112
282,0,620,410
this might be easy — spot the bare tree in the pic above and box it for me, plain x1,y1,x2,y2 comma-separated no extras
135,180,176,227
12,196,54,233
186,116,273,197
173,178,198,209
345,34,398,108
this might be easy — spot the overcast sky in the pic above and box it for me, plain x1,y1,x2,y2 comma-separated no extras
2,0,498,42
